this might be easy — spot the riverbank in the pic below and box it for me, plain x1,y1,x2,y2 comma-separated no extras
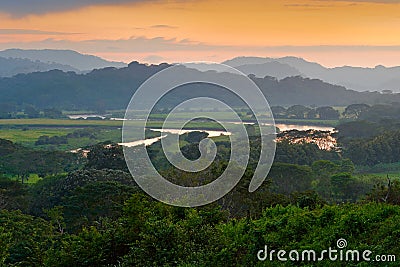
275,118,339,127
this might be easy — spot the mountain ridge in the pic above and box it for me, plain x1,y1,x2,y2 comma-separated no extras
0,56,80,77
0,61,399,111
223,56,400,92
0,49,127,72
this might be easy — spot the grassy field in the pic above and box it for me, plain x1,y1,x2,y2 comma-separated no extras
0,118,230,149
0,127,123,149
0,118,123,127
0,128,75,144
49,129,123,150
0,118,229,129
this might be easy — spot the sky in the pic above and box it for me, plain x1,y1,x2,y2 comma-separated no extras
0,0,399,67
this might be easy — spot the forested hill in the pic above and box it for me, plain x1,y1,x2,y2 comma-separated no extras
0,57,79,77
250,75,396,106
0,61,170,111
0,49,127,71
224,56,400,92
0,61,399,111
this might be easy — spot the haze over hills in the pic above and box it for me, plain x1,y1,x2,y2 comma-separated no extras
0,57,80,77
1,49,399,93
223,56,400,92
1,61,400,111
1,49,400,110
233,61,301,80
0,49,127,72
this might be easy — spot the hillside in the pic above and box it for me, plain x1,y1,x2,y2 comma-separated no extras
224,56,400,92
0,57,79,77
0,49,127,71
0,61,399,111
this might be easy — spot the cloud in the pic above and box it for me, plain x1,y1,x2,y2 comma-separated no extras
0,0,151,16
258,45,400,52
285,4,327,7
93,36,227,52
285,0,400,9
284,3,331,10
0,37,399,66
150,25,178,29
316,0,400,3
0,36,400,55
0,29,80,35
0,36,212,53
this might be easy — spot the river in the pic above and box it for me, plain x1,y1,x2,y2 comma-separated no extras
118,124,335,148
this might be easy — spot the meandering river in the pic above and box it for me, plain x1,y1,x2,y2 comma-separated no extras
118,124,335,148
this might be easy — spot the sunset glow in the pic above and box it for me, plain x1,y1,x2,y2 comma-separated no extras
0,0,399,66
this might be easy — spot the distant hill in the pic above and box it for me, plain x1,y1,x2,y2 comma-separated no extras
0,61,399,111
234,61,301,79
223,56,400,92
0,62,169,111
0,57,79,77
0,49,127,71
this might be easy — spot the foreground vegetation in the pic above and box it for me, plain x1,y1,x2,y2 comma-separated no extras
1,192,399,266
2,102,400,265
0,134,399,265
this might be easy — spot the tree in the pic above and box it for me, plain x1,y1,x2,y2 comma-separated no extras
311,160,338,199
286,105,310,119
343,130,400,166
62,181,138,232
275,140,338,166
0,176,27,210
312,160,338,177
306,108,318,119
316,106,339,120
245,124,257,137
339,158,355,174
267,163,313,195
335,120,381,141
35,135,68,145
0,210,54,266
28,169,138,219
86,143,128,172
358,104,399,121
330,172,355,201
0,139,82,180
0,139,17,156
24,105,40,118
0,102,15,118
44,206,65,234
271,106,287,118
367,179,400,204
182,131,208,143
343,104,370,119
43,108,64,119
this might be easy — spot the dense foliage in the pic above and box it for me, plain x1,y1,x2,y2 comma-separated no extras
0,138,82,181
2,100,400,265
0,191,399,266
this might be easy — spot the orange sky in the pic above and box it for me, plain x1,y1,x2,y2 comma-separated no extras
0,0,399,67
